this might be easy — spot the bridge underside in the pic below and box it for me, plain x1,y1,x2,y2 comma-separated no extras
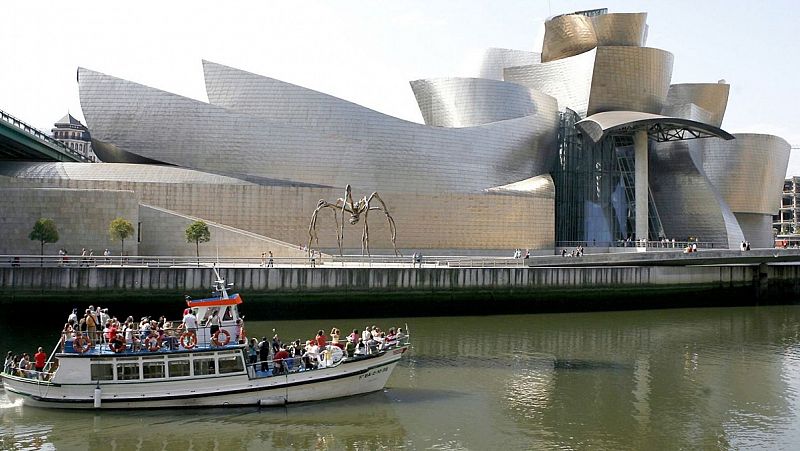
0,116,88,162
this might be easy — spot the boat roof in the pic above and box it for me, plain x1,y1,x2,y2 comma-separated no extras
186,293,242,308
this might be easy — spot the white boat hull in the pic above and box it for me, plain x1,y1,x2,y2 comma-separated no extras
2,346,407,409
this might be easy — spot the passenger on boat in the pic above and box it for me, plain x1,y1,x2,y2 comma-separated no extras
3,351,13,374
182,308,198,333
207,310,221,336
349,329,360,343
330,328,340,346
354,338,367,356
303,340,320,369
34,347,46,378
273,347,290,375
396,328,407,342
271,334,282,353
362,326,372,343
18,353,31,378
344,336,356,357
258,337,270,372
67,308,78,324
373,332,386,350
247,338,258,364
139,317,152,340
316,330,327,348
85,309,98,343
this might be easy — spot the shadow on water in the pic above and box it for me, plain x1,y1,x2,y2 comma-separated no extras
406,355,630,372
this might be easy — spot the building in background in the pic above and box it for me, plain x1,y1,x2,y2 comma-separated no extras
0,7,791,255
51,113,95,161
774,176,800,247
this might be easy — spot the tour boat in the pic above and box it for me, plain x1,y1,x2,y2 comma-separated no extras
0,272,410,409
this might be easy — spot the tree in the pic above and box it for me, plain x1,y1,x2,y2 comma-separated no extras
109,217,135,256
185,221,211,258
29,218,59,255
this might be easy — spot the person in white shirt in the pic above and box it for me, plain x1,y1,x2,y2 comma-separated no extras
183,309,198,332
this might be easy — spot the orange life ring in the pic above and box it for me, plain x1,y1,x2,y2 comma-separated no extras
110,334,127,353
212,329,231,347
180,332,197,350
143,334,162,352
73,335,91,354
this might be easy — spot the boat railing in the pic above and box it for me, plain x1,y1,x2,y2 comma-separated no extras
244,338,410,380
59,324,244,355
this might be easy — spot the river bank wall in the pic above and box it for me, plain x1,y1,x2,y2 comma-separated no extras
1,264,798,319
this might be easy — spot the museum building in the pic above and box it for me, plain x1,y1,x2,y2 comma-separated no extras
0,8,790,256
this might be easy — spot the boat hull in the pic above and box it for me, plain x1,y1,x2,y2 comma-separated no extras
2,346,407,409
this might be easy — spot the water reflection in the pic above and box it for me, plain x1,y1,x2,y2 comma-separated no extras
1,306,800,449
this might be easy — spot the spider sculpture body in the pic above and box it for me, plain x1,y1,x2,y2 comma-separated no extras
308,185,399,256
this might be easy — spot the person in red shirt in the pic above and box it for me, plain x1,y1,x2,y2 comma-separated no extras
315,330,327,348
273,347,290,375
34,347,47,379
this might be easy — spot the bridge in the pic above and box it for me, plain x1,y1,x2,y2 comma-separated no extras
0,108,91,162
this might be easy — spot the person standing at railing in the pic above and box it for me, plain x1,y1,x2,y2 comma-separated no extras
268,251,274,268
85,309,98,344
207,310,221,337
33,347,46,379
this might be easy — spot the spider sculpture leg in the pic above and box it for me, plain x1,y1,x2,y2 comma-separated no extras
365,192,401,257
307,200,345,256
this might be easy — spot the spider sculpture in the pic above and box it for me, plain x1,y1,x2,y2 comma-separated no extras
307,185,400,257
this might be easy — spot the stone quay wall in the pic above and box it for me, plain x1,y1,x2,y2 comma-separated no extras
2,264,796,317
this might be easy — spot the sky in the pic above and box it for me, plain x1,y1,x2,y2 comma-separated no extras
2,0,799,174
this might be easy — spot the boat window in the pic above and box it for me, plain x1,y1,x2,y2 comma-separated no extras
222,306,233,321
143,361,166,379
117,363,140,381
168,360,190,378
90,363,114,381
193,358,216,376
218,355,244,374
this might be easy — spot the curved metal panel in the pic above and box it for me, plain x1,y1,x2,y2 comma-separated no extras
80,67,559,195
485,174,555,196
590,13,647,47
734,213,774,248
541,14,597,63
693,134,791,215
660,103,714,126
587,46,674,115
0,161,255,185
650,140,745,249
665,83,730,127
477,48,540,81
504,49,596,117
576,111,734,143
409,77,557,127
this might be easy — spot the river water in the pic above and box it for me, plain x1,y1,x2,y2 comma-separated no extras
2,305,800,450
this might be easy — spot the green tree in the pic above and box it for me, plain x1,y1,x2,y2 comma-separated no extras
185,221,211,258
109,217,135,256
29,218,59,255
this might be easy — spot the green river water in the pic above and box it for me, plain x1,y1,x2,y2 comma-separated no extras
2,305,800,450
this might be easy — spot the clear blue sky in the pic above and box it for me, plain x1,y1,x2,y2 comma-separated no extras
3,0,798,173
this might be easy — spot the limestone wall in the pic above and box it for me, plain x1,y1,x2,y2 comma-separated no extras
0,188,139,256
0,177,554,253
138,204,308,258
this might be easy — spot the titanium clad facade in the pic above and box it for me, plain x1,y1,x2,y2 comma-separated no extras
665,83,730,127
477,48,541,81
693,134,791,215
590,13,648,47
649,141,745,248
410,78,558,128
80,67,558,195
541,14,597,63
660,103,714,126
734,213,774,248
504,49,596,117
587,47,674,115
